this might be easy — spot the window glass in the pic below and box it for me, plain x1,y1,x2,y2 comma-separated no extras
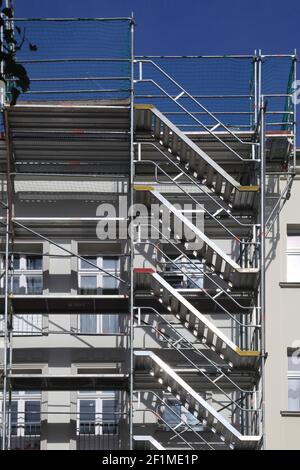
287,234,300,250
80,315,97,334
27,256,42,271
80,257,97,270
103,257,119,271
26,276,43,295
102,315,119,334
25,401,41,435
79,400,96,434
288,378,300,411
288,356,300,372
102,399,118,434
287,254,300,282
103,276,119,294
79,276,97,295
11,401,18,436
162,399,181,427
13,255,20,270
12,276,21,294
14,314,42,336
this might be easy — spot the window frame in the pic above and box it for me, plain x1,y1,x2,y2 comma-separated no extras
287,355,300,412
77,391,119,436
77,314,120,335
0,254,43,336
78,255,120,295
286,229,300,282
0,392,41,438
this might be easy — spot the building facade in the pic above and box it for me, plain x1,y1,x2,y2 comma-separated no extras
0,16,299,450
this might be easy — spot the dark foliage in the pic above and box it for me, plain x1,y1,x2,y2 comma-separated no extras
0,6,37,105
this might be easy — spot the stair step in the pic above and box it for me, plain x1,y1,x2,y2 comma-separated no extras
134,351,261,450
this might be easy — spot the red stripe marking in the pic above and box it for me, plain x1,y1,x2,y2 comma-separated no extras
134,268,155,273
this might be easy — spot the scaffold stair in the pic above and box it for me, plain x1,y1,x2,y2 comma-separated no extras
135,105,259,210
134,351,261,450
134,269,259,368
134,186,259,289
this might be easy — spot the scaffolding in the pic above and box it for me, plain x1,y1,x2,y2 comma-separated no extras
0,13,297,450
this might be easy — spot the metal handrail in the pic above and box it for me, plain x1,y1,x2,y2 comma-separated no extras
135,321,260,421
132,392,215,450
135,240,260,341
135,141,258,229
135,59,257,159
135,306,260,398
138,223,258,311
134,159,258,259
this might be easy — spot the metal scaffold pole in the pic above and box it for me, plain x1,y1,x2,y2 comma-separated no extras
129,12,135,451
259,87,266,450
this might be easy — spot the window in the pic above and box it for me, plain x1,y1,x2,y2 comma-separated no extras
6,254,43,295
79,400,96,434
0,393,41,440
164,256,204,289
287,227,300,282
80,257,97,270
78,314,120,335
288,355,300,411
160,398,202,431
0,253,43,336
79,276,97,295
26,276,43,295
78,255,120,295
78,392,118,435
103,276,119,294
27,256,42,271
0,314,43,337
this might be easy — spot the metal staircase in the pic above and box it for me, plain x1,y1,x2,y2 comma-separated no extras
134,187,259,289
134,268,259,368
134,351,260,450
135,105,259,210
133,87,262,448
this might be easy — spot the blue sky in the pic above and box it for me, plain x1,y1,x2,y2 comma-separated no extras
15,0,299,56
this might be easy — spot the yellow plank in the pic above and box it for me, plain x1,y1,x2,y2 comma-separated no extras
134,104,154,110
238,186,259,192
134,185,154,191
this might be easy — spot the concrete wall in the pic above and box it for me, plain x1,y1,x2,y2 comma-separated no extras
264,173,300,449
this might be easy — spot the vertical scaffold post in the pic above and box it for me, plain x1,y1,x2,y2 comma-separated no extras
293,51,297,170
260,93,266,450
129,12,135,451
